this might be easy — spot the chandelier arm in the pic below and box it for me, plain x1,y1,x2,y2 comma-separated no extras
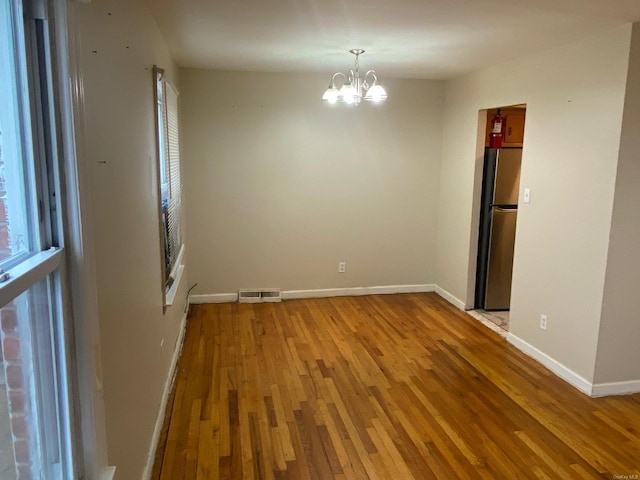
363,70,378,90
331,72,347,86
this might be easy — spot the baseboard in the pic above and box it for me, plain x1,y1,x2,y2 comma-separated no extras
434,285,467,311
100,466,116,480
282,284,435,300
190,293,238,304
189,285,435,304
506,332,593,396
591,379,640,397
141,310,189,480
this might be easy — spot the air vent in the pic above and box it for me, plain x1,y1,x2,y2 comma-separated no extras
260,289,282,303
238,289,282,304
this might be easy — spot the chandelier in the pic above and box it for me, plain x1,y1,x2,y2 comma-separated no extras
322,49,387,105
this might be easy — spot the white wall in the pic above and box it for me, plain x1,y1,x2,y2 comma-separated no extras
75,0,188,478
594,22,640,385
437,25,632,382
181,69,444,295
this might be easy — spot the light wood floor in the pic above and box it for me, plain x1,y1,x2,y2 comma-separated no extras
152,293,640,479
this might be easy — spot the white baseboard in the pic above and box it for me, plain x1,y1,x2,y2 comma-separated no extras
100,466,116,480
434,285,467,311
282,284,435,300
190,293,238,304
506,332,593,396
591,380,640,397
189,285,435,304
141,310,189,480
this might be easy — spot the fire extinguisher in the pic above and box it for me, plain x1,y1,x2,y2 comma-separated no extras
489,109,503,148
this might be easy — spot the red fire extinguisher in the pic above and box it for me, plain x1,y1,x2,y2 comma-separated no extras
489,109,503,148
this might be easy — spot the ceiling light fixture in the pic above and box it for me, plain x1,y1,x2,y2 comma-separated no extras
322,49,387,106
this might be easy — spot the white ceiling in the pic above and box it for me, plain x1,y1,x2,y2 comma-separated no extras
145,0,640,80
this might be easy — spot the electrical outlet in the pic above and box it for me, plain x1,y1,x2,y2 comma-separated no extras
338,262,346,273
540,314,548,331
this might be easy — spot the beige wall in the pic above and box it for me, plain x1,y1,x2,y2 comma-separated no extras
181,69,444,295
437,25,632,381
76,0,188,478
594,23,640,384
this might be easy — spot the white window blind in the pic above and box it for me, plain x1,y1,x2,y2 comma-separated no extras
154,67,183,298
165,81,181,277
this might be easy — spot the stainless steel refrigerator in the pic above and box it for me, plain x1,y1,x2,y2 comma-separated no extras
475,148,522,310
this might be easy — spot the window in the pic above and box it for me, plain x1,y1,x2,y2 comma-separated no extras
0,5,35,270
0,0,77,478
153,67,184,306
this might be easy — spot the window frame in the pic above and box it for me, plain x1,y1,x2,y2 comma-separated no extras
59,0,115,476
153,66,184,308
0,0,90,477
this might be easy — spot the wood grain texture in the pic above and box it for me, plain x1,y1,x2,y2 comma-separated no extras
152,293,640,479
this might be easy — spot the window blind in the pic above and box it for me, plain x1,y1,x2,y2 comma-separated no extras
165,80,181,280
154,67,183,292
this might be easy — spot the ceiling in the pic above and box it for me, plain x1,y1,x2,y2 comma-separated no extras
145,0,640,80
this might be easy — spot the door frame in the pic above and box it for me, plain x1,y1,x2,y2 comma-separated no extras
466,104,527,312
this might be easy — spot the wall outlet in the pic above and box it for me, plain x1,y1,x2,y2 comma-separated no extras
338,262,346,273
540,314,548,331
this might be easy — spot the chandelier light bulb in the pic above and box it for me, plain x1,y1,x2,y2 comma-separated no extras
339,82,357,103
322,84,339,103
365,84,387,103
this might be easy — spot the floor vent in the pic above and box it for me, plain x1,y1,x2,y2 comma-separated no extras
238,289,282,303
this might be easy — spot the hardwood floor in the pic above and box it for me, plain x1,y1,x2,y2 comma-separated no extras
152,293,640,479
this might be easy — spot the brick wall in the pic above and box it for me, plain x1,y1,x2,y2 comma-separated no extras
1,303,34,479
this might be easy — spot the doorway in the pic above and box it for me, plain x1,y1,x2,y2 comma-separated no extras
472,105,526,332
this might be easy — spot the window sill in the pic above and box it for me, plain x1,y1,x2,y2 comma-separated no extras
164,244,185,308
0,248,63,308
164,264,185,308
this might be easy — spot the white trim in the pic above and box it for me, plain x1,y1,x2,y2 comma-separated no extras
190,293,239,304
506,332,593,396
141,310,188,480
434,285,467,311
283,284,435,300
0,248,62,307
164,264,185,307
61,0,113,476
167,244,185,282
99,466,116,480
189,285,435,304
591,380,640,397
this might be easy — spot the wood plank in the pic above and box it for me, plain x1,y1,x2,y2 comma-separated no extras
152,294,640,479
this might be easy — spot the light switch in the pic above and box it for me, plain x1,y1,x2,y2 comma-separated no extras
523,188,531,204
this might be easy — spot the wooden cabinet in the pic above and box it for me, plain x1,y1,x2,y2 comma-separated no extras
485,107,526,147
